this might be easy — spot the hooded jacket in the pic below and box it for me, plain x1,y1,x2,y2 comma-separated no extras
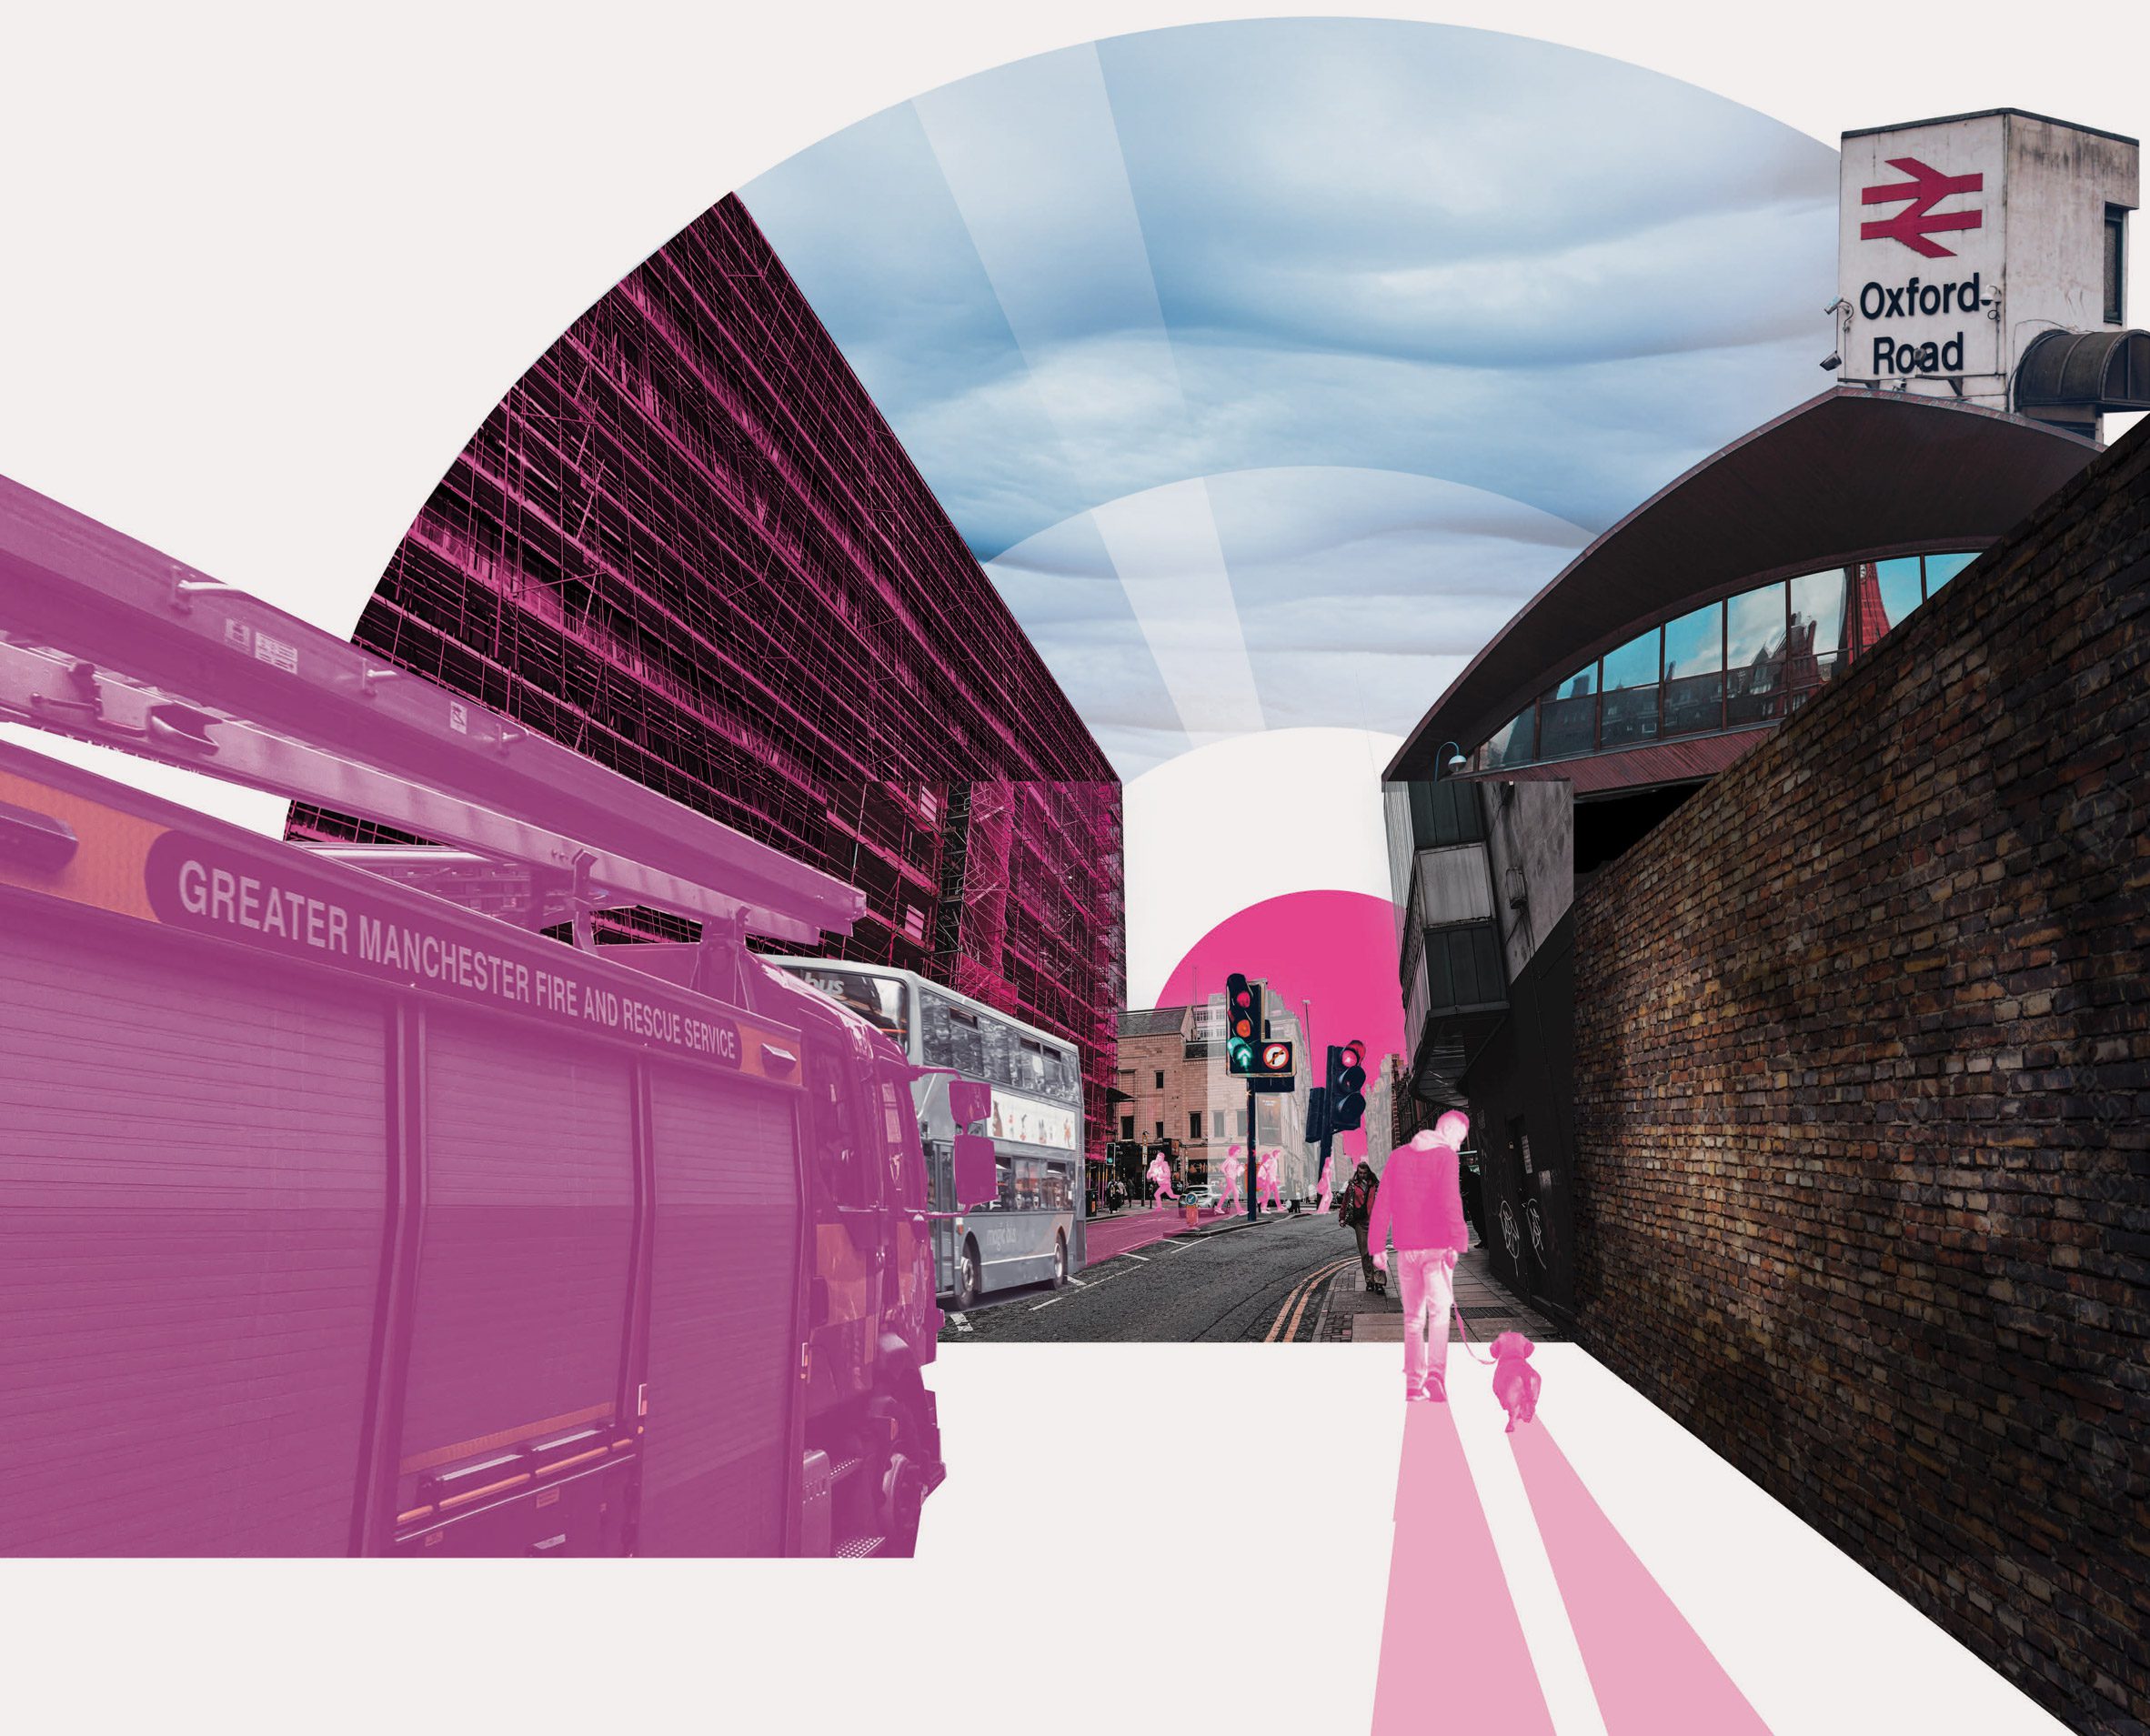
1367,1137,1469,1255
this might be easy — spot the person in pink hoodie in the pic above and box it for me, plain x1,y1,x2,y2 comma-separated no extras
1370,1111,1472,1402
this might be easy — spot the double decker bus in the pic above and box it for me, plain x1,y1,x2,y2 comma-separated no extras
765,962,1085,1309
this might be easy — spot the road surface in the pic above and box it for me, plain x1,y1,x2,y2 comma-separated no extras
940,1210,1359,1342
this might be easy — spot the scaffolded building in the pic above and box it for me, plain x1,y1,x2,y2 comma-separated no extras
291,195,1125,1166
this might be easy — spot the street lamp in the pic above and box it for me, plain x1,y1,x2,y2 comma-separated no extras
1433,739,1469,781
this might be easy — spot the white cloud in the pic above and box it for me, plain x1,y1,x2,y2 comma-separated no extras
742,16,1839,775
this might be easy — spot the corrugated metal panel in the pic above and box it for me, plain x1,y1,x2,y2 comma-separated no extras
1414,844,1494,928
638,1069,799,1556
398,1021,633,1490
0,922,387,1555
1469,728,1772,796
1382,783,1414,950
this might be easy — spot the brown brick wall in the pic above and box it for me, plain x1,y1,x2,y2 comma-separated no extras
1571,419,2150,1734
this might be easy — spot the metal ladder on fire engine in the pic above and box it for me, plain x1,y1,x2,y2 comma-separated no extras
0,472,864,957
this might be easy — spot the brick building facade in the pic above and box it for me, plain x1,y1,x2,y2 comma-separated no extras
1570,422,2150,1732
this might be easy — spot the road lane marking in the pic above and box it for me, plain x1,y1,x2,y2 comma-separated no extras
1282,1258,1354,1342
1263,1256,1357,1343
1030,1297,1062,1311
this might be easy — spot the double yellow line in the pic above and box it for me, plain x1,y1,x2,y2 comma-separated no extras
1263,1255,1357,1343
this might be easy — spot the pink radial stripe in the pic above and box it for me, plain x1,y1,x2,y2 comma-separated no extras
1373,1403,1556,1735
1508,1423,1775,1734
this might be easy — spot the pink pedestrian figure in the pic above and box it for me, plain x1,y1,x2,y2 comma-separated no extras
1370,1112,1472,1402
1256,1148,1282,1209
1146,1150,1179,1209
1217,1145,1245,1213
1312,1153,1335,1217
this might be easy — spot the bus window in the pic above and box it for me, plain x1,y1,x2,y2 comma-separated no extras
1045,1162,1074,1211
993,1158,1015,1211
787,967,909,1049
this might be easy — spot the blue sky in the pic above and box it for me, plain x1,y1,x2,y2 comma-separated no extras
742,19,1838,777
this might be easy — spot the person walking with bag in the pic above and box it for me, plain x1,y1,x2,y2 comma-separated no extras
1339,1158,1382,1294
1369,1111,1472,1403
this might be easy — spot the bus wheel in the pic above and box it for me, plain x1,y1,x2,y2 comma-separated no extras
955,1239,980,1311
1050,1232,1068,1289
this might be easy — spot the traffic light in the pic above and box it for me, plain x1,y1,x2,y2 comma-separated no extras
1225,972,1263,1076
1329,1039,1367,1131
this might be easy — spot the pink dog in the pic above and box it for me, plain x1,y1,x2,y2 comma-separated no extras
1489,1331,1541,1433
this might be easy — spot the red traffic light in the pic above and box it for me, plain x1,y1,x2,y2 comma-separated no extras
1224,972,1264,1076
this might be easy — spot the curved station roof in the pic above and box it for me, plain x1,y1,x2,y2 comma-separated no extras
1386,388,2101,783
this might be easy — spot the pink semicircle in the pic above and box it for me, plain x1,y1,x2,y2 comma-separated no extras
1160,888,1405,1160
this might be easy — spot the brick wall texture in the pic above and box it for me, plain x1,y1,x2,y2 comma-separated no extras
1571,417,2150,1734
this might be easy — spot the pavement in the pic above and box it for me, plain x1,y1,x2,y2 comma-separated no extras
1312,1239,1562,1348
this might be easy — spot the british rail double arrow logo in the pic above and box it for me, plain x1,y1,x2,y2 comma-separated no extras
1860,156,1984,259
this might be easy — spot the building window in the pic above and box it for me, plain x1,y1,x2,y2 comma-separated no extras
1598,626,1662,749
1724,581,1789,726
1785,568,1847,710
1190,1111,1203,1140
1536,665,1597,759
1211,1109,1224,1138
2107,205,2127,326
1153,1069,1164,1089
1154,1119,1165,1139
1120,1115,1134,1139
1237,1109,1249,1139
1661,601,1724,738
1481,704,1536,770
1924,551,1975,594
1872,557,1922,642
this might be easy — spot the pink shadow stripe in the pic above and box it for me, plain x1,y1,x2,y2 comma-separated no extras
1372,1403,1556,1735
1509,1423,1774,1735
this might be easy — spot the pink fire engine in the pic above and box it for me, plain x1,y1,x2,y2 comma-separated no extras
0,475,986,1558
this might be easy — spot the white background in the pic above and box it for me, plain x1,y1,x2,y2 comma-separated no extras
0,4,2135,1731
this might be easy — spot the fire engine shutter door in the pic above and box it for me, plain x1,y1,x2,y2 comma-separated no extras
0,923,387,1555
638,1066,801,1556
397,1019,633,1503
